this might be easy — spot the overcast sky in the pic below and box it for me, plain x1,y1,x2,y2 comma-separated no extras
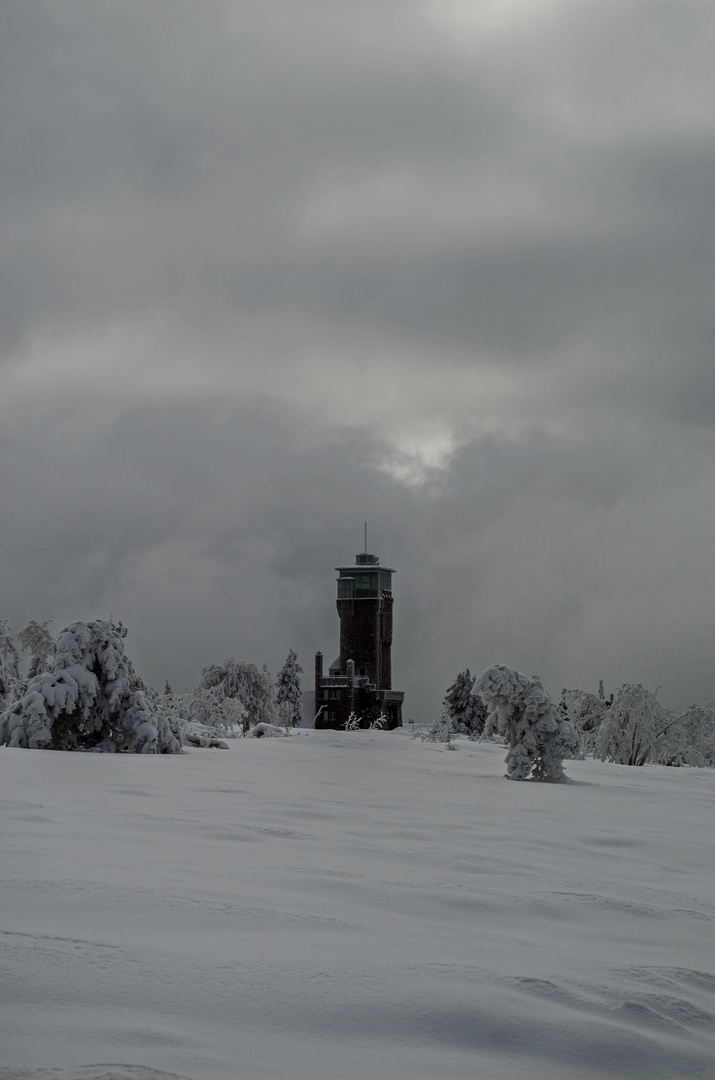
2,0,714,715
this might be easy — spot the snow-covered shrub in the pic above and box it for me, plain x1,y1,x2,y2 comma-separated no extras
275,649,303,727
0,620,182,754
596,684,713,767
344,712,362,731
184,731,229,749
196,659,276,731
411,703,454,744
444,669,487,737
475,664,579,781
244,722,289,738
560,688,610,757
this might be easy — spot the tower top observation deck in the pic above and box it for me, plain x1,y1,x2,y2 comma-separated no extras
335,554,394,600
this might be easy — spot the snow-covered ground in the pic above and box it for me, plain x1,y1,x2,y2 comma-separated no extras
1,731,713,1080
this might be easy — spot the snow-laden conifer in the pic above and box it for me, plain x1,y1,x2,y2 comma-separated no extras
18,620,54,678
275,649,303,727
475,664,579,781
0,621,23,708
444,669,487,737
0,620,182,753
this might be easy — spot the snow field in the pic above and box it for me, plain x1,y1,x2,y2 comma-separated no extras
1,731,714,1080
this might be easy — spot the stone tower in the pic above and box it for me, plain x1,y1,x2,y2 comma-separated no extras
314,551,404,730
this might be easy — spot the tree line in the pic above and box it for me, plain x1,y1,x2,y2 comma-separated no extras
2,616,713,777
0,618,302,753
427,665,715,778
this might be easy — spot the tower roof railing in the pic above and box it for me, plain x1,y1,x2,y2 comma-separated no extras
335,555,395,573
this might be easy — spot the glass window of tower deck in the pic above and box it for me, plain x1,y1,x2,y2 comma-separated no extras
336,552,394,599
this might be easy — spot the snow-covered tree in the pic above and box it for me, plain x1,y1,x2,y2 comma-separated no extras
17,620,54,678
0,621,23,707
163,687,245,738
344,712,362,731
475,664,579,781
0,620,182,753
196,658,276,731
671,704,715,767
559,687,610,757
443,669,487,737
595,683,712,767
208,693,245,734
275,649,303,727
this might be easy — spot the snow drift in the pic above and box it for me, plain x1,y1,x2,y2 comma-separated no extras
1,731,713,1080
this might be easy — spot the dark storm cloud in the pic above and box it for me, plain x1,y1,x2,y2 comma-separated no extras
2,0,715,714
2,1,713,379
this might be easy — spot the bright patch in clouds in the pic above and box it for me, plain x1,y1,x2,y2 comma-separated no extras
376,428,459,487
295,162,634,250
4,314,561,475
426,0,569,36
